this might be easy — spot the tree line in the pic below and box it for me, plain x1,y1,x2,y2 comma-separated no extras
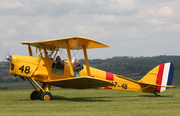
81,55,180,76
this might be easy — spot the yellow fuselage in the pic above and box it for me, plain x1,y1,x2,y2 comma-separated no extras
9,55,154,94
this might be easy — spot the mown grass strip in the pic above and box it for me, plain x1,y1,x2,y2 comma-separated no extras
0,88,180,116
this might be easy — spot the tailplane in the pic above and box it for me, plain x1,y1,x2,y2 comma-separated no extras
139,63,174,93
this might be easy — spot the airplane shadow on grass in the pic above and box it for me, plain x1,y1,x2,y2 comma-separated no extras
52,96,113,102
18,95,174,101
19,96,114,102
138,95,174,97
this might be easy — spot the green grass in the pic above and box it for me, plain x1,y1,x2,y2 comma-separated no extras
0,88,180,116
0,82,35,90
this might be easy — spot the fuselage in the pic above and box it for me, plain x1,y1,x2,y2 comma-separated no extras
9,55,155,94
80,66,154,93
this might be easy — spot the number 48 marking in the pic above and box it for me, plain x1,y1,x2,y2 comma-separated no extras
121,84,128,89
19,65,30,74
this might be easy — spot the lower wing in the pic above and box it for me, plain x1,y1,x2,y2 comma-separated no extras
47,76,114,89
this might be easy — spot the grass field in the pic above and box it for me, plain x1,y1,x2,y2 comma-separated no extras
0,69,179,115
0,88,180,116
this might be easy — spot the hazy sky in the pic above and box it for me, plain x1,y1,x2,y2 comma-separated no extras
1,0,180,61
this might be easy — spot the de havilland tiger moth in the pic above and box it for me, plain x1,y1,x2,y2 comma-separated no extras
6,36,175,101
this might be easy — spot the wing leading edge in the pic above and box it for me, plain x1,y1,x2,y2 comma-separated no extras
22,36,109,50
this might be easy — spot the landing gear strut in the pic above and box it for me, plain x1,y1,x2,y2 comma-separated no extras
28,79,52,101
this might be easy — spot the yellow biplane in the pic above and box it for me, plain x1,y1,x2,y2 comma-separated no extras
7,36,175,101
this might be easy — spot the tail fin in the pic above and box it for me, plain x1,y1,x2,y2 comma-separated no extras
139,63,174,93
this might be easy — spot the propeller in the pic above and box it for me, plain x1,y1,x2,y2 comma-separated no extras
6,55,11,61
5,46,25,81
5,46,11,61
4,46,11,76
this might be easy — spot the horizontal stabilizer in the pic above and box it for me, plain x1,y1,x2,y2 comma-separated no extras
139,81,175,88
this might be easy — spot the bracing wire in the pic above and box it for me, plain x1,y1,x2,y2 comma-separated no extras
72,50,80,60
79,50,83,60
61,49,68,59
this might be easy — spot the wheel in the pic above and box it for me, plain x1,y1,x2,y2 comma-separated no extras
30,91,40,100
154,89,160,97
40,92,52,101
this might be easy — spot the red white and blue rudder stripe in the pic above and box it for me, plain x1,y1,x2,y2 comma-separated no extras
156,63,174,93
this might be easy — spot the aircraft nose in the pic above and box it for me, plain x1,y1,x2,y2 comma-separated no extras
6,55,12,61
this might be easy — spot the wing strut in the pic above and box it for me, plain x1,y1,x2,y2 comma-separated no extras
83,46,91,76
66,41,74,76
28,45,33,56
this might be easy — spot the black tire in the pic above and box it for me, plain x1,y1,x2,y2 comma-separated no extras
30,91,40,100
40,92,52,101
154,89,160,97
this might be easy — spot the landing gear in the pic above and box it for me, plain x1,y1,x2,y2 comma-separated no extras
30,91,53,101
40,92,52,101
154,89,160,97
30,91,40,100
28,79,52,101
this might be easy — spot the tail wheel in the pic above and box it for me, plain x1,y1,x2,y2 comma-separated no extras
40,92,52,101
154,89,160,97
30,91,40,100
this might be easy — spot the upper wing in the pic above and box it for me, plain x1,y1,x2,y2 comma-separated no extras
22,36,109,50
47,76,114,89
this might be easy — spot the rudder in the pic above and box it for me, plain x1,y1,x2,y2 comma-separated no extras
156,63,174,93
139,63,174,93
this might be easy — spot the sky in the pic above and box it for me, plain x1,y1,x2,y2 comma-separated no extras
0,0,180,61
